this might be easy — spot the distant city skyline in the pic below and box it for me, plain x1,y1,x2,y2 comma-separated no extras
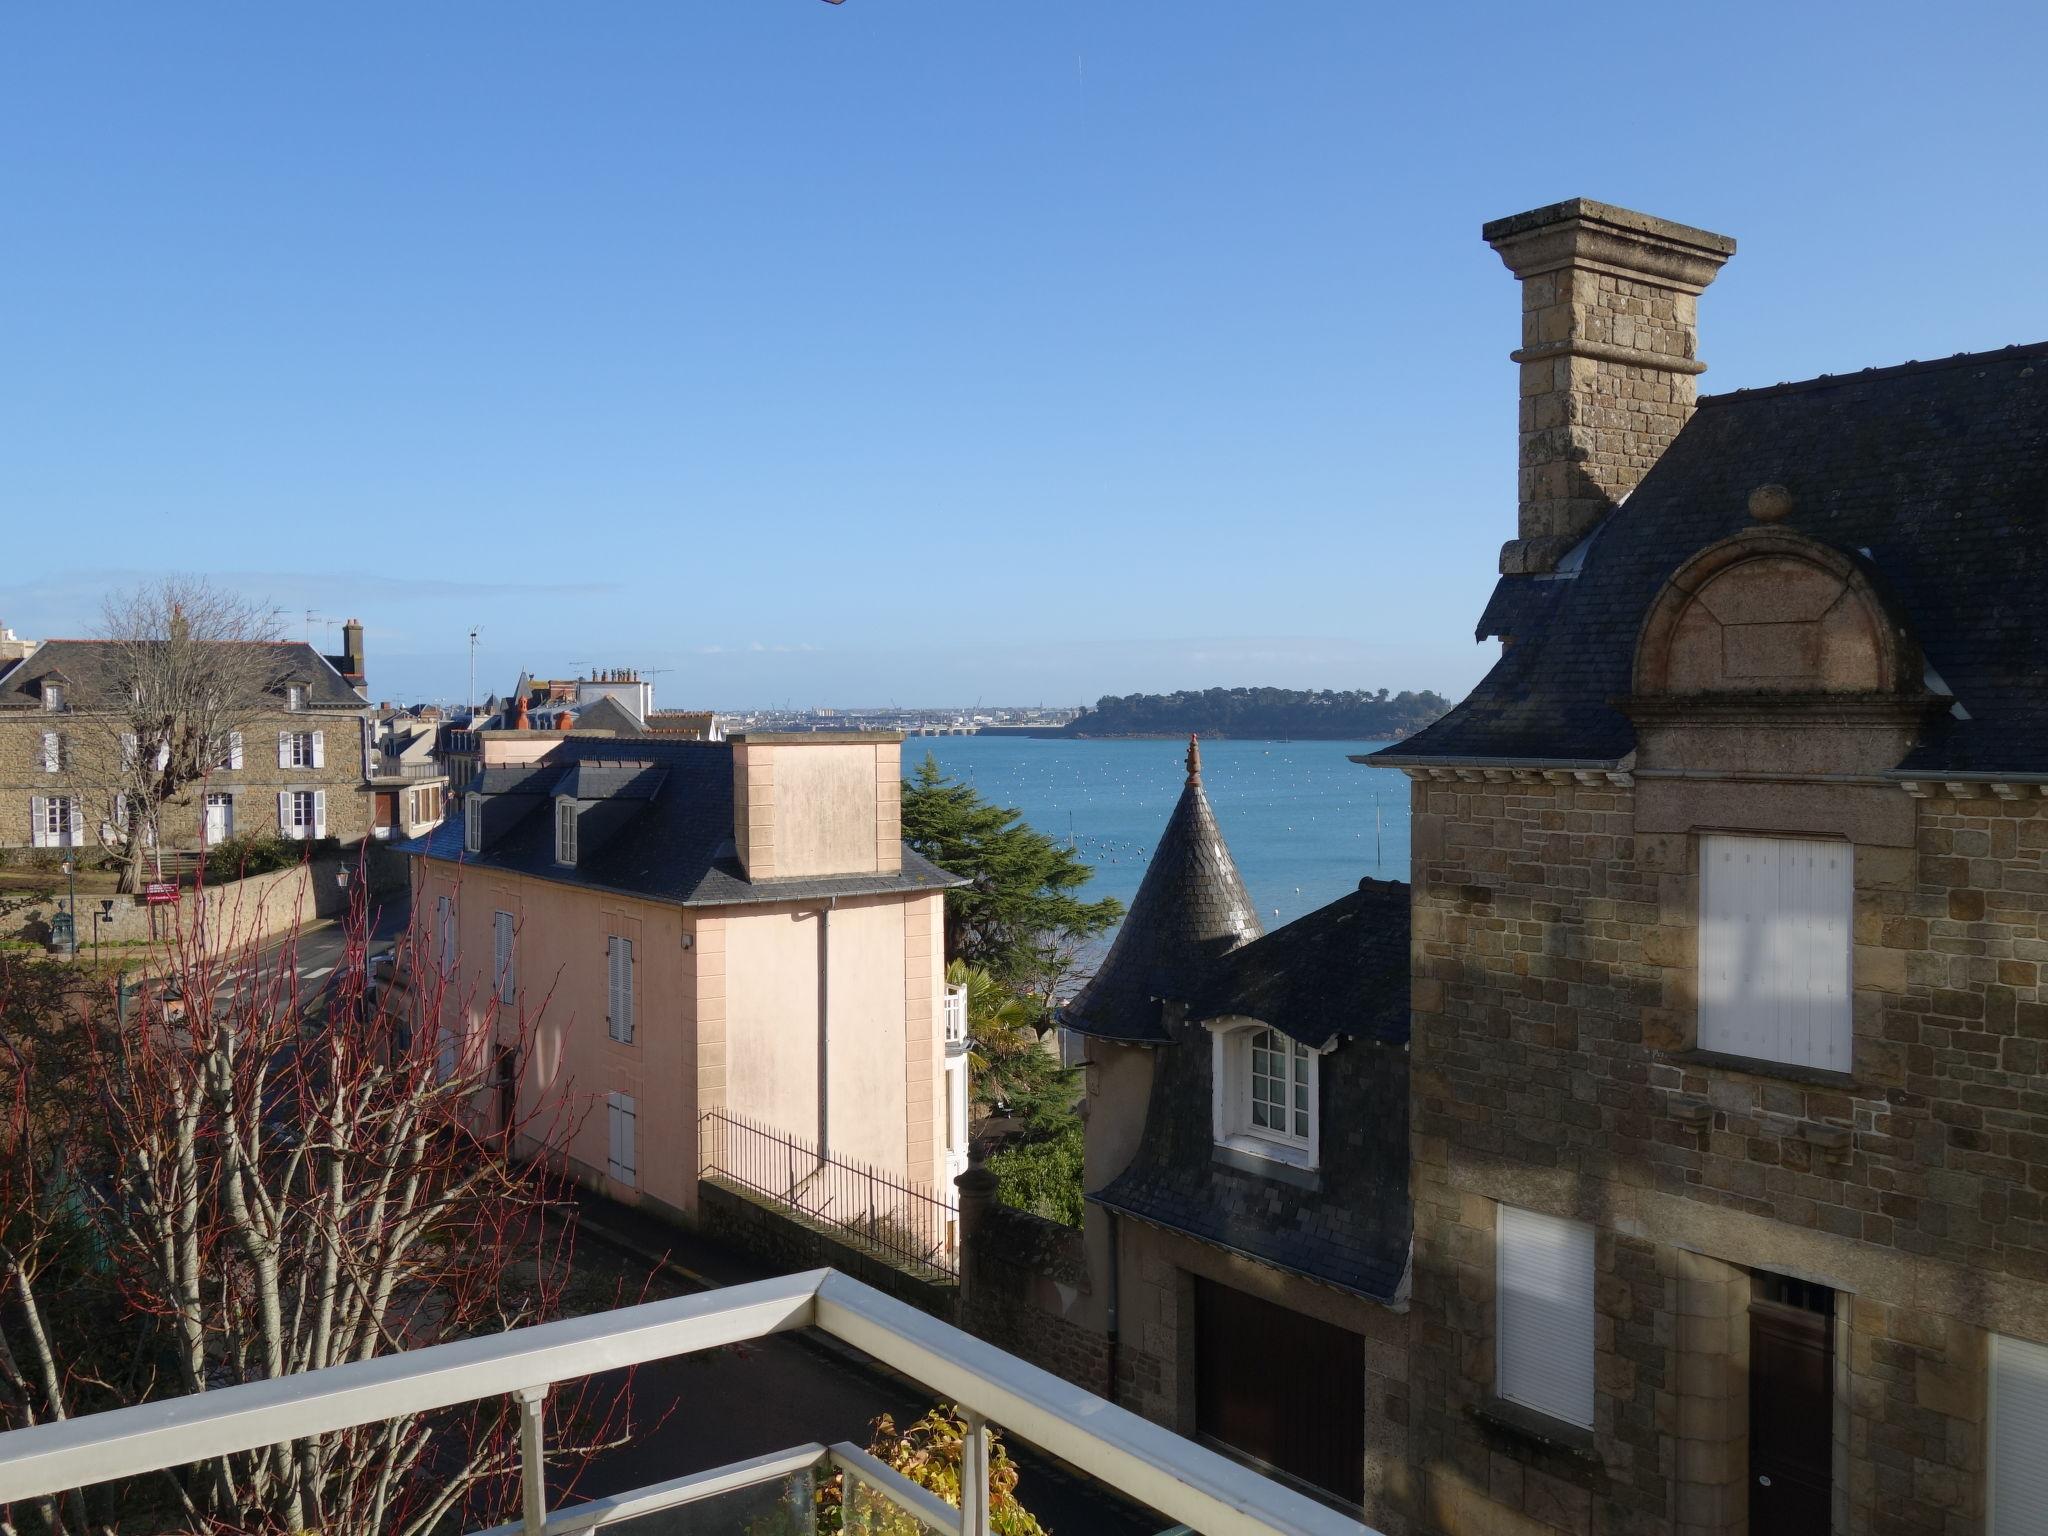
6,3,2046,706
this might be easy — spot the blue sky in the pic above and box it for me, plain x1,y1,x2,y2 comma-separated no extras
5,3,2045,709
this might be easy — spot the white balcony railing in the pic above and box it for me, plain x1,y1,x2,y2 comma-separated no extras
0,1267,1372,1536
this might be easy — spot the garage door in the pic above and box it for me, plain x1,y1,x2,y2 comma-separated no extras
1194,1276,1364,1505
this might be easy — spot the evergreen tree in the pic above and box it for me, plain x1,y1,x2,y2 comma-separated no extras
901,756,1121,1003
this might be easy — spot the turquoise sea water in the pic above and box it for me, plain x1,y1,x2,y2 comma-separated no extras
912,735,1412,938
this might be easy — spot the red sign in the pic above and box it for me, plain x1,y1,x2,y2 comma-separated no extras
143,883,181,905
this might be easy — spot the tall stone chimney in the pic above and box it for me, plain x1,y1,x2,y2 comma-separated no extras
1484,199,1736,573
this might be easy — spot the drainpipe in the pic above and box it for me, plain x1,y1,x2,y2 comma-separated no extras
1105,1209,1122,1404
816,899,835,1161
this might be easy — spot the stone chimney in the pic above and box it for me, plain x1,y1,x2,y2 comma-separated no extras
1485,199,1736,573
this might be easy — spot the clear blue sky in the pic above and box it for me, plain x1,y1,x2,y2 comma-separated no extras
5,3,2045,709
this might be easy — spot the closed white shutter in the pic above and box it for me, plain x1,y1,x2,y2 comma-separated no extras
494,911,515,1003
607,936,634,1043
277,791,293,838
1993,1333,2048,1535
1496,1204,1596,1429
40,732,58,772
122,732,138,769
228,731,244,770
65,798,83,845
311,730,326,769
154,738,170,771
1699,835,1853,1071
278,731,292,769
607,1092,637,1186
29,796,47,849
312,789,327,839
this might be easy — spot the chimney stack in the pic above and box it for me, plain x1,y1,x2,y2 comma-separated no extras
1484,199,1735,574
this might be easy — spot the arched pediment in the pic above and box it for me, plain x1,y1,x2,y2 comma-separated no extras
1632,528,1918,698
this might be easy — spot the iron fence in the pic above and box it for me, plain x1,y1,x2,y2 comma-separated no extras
699,1108,958,1280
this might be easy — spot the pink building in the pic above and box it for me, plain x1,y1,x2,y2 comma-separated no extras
407,730,965,1223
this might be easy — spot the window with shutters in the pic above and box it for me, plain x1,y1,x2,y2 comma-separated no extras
555,801,577,865
214,731,243,771
607,1092,637,1186
287,731,316,769
465,796,483,854
1208,1022,1318,1168
1698,834,1853,1072
1991,1332,2048,1535
607,936,635,1044
1495,1204,1596,1430
493,910,516,1004
285,684,306,711
284,790,318,839
33,797,78,848
436,895,456,979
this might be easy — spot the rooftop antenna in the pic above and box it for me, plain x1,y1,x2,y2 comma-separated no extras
304,610,341,646
468,627,481,714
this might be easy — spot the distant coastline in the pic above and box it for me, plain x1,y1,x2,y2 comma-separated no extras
1053,686,1450,742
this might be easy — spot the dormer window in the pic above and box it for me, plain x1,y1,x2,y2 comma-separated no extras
555,800,577,865
285,684,307,712
41,683,64,713
464,794,483,854
1209,1021,1319,1170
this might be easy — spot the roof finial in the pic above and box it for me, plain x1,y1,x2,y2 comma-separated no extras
1186,733,1202,782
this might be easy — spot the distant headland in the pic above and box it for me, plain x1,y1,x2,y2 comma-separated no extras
1055,687,1452,741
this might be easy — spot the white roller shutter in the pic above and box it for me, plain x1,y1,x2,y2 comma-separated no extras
1496,1204,1596,1429
607,1092,637,1186
1993,1333,2048,1535
1699,834,1853,1071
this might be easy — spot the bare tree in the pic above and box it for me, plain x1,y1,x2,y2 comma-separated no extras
0,870,631,1535
76,578,291,893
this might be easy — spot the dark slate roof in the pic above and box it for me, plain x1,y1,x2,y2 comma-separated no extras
0,639,365,712
404,735,962,909
571,695,647,735
555,760,666,801
1089,898,1411,1303
1376,342,2048,776
1060,740,1262,1044
1186,877,1411,1048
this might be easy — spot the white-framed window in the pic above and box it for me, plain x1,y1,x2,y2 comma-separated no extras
1208,1021,1318,1168
607,1091,637,1187
1990,1332,2048,1535
607,935,635,1044
1496,1204,1596,1430
41,683,63,712
493,910,516,1004
464,795,483,854
1698,834,1853,1072
280,730,323,770
214,731,244,771
29,795,80,849
285,684,307,712
436,894,456,979
39,731,62,773
556,800,577,864
278,789,324,841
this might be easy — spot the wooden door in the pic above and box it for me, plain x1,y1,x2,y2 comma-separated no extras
1750,1287,1834,1534
375,791,399,832
1194,1276,1364,1506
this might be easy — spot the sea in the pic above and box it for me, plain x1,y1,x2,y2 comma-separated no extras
911,735,1412,940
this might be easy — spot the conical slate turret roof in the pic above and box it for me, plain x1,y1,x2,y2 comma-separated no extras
1062,737,1262,1044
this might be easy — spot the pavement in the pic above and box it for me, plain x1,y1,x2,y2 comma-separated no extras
563,1186,1165,1535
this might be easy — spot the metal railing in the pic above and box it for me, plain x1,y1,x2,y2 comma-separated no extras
700,1108,958,1280
0,1269,1373,1536
378,758,446,780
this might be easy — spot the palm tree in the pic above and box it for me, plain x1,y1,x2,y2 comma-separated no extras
946,959,1047,1113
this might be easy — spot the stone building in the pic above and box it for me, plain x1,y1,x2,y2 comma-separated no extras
1369,199,2048,1535
0,628,376,854
1061,740,1415,1520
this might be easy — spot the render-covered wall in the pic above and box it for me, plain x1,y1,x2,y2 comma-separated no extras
730,734,902,881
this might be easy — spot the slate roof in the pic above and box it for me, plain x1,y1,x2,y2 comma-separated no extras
404,735,961,909
1089,879,1412,1302
0,639,365,712
569,695,648,735
554,760,666,801
1060,739,1263,1044
1186,877,1411,1048
1375,343,2048,776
